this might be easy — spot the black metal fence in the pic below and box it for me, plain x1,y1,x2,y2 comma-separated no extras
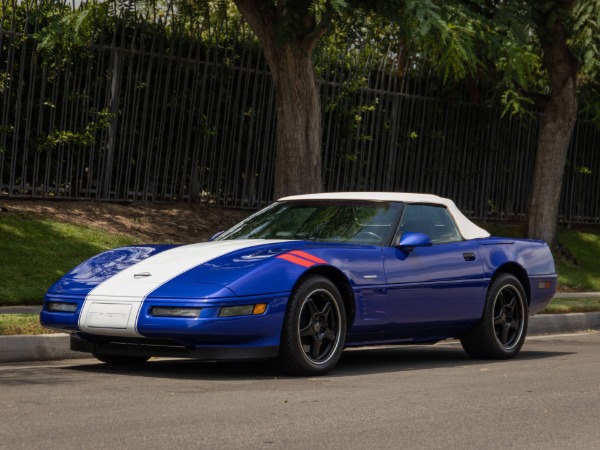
1,0,599,223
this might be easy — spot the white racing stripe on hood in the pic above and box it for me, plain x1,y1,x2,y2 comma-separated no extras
78,239,288,337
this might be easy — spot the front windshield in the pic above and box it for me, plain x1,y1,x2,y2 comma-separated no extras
216,201,402,246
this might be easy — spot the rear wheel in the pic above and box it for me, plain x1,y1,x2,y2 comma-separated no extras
277,276,346,376
460,273,528,359
92,353,150,365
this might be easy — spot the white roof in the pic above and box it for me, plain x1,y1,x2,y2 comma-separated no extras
278,192,490,240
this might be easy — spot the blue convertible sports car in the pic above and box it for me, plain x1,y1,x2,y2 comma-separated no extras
41,192,557,375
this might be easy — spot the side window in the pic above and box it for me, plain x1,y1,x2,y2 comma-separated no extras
399,204,463,244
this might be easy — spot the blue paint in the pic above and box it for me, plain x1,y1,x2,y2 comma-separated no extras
40,220,557,358
47,245,178,295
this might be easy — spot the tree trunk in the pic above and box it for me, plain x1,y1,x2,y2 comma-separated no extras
527,22,579,246
232,0,324,200
268,44,322,199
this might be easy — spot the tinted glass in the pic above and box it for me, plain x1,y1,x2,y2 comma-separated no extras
217,201,402,246
399,204,463,243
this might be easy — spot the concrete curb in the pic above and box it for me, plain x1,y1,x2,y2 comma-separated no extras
0,306,42,314
0,334,84,363
528,312,600,335
1,312,599,363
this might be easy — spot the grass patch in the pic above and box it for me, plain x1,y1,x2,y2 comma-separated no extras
553,229,600,292
0,213,136,305
542,297,600,314
0,314,57,335
477,221,600,292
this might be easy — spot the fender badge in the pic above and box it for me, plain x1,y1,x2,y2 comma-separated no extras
134,272,152,279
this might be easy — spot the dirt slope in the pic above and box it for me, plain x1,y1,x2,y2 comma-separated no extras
0,199,252,244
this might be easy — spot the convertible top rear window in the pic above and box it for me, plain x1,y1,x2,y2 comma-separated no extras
217,201,402,246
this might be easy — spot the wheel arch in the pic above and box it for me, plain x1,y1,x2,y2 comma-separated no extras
293,266,356,330
492,263,531,305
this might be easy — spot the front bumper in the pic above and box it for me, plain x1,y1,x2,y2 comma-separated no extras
41,294,289,351
71,332,279,360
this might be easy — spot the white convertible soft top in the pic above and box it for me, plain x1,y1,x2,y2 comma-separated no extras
279,192,491,240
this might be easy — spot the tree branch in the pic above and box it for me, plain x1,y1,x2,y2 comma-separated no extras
232,0,277,47
302,9,332,53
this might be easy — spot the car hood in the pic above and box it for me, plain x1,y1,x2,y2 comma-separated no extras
48,239,347,299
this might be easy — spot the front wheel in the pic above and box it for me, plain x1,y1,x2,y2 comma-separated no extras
460,273,528,359
277,276,346,376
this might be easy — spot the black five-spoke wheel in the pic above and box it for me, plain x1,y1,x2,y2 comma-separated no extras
460,273,528,359
298,290,340,363
277,275,346,375
493,284,525,351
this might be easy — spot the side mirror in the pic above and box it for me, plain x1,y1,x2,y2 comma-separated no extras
397,232,432,252
209,231,224,242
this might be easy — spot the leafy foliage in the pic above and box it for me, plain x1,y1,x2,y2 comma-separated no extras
0,72,9,94
487,1,599,123
3,0,599,213
31,109,114,153
33,1,109,68
26,0,599,124
569,1,600,124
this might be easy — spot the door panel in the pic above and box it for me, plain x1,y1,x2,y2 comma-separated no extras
383,242,486,327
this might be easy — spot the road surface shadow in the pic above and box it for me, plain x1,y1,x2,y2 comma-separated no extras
62,342,574,381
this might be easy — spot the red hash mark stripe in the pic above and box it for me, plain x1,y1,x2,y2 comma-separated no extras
276,253,315,268
289,250,327,264
276,251,328,268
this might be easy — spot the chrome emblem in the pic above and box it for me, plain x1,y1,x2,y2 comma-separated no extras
134,272,152,279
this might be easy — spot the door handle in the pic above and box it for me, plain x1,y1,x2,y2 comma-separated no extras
463,252,476,261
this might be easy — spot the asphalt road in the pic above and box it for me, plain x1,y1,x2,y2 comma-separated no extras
2,332,599,450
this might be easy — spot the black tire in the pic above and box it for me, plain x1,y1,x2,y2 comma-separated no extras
460,273,528,359
276,275,346,376
92,352,150,365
